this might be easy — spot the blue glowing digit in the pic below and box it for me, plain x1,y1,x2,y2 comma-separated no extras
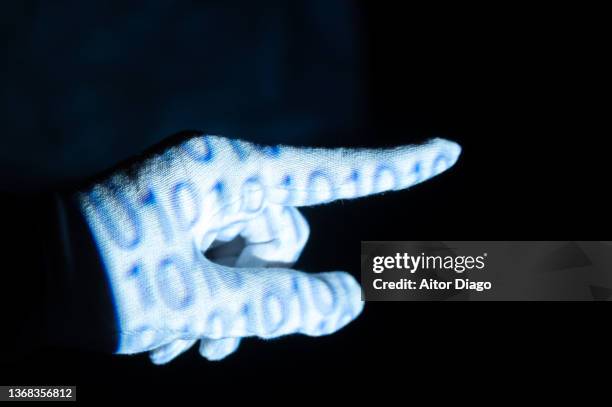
280,175,295,205
373,164,399,192
240,175,265,213
309,277,338,316
200,260,221,297
412,161,422,183
210,181,226,207
240,303,259,335
258,144,281,158
182,136,214,163
189,243,222,295
261,292,288,335
344,168,361,198
140,187,174,242
126,262,155,310
88,185,142,250
156,255,195,310
306,170,335,204
289,276,306,326
229,139,248,160
221,269,244,289
433,153,450,173
171,181,201,230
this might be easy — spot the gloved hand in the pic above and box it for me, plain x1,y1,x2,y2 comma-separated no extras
78,133,461,364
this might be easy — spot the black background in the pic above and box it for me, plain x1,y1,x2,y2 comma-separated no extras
0,1,606,402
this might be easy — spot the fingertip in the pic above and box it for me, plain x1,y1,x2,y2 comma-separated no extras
336,271,365,319
150,354,170,366
149,339,197,365
429,138,462,174
199,337,241,361
299,271,364,336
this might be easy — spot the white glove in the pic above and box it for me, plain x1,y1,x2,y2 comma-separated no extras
78,134,461,363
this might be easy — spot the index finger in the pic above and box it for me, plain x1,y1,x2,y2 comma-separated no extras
253,137,462,206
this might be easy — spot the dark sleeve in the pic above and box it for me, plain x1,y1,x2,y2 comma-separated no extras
0,191,119,359
42,192,119,353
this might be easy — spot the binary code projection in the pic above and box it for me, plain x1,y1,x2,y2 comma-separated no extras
79,134,462,363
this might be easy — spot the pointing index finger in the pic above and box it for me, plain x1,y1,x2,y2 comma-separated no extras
256,138,462,206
